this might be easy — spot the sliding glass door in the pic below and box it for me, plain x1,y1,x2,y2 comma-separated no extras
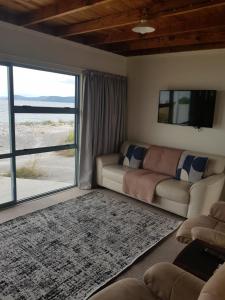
0,64,79,207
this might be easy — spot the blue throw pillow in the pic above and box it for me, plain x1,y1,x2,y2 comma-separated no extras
121,144,147,169
176,154,208,184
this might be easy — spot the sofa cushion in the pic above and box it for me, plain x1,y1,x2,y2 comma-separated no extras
210,202,225,223
120,144,147,169
183,150,225,177
215,220,225,233
176,153,208,184
120,141,150,154
102,165,131,184
143,145,183,177
155,179,190,204
123,170,171,204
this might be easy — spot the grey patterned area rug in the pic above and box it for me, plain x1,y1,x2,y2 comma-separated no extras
0,190,181,300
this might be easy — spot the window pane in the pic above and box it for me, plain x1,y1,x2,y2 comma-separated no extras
16,150,75,201
15,114,75,150
0,158,12,204
13,67,76,108
0,66,10,154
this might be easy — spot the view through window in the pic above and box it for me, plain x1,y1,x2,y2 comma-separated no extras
0,64,79,206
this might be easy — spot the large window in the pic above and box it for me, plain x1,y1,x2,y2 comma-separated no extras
0,64,79,207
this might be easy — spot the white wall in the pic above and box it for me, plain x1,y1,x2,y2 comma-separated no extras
127,49,225,156
0,21,126,75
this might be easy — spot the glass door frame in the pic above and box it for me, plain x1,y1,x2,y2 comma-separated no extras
0,62,80,209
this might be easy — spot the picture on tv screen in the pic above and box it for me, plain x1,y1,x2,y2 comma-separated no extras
158,90,216,128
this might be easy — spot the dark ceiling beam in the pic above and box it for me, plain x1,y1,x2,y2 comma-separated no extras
57,0,225,37
99,30,225,53
0,8,56,35
0,7,20,24
26,23,57,35
119,42,225,56
19,0,112,27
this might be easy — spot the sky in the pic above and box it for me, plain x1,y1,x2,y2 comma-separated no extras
0,65,75,98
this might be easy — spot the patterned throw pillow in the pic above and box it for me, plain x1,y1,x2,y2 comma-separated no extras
176,154,208,184
120,144,147,169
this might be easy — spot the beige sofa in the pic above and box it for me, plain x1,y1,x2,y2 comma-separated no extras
89,262,225,300
96,141,225,218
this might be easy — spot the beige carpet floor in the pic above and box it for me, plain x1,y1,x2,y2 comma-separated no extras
0,187,185,282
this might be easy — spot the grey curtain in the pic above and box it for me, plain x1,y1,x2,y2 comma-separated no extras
79,70,127,189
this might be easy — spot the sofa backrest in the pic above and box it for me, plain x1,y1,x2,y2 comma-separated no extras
120,141,225,177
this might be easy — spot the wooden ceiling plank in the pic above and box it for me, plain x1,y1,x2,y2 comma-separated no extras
57,0,225,37
57,9,141,37
93,24,225,45
19,0,112,26
101,30,225,53
82,15,225,46
147,0,225,18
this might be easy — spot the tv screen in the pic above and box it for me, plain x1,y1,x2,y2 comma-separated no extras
158,90,216,128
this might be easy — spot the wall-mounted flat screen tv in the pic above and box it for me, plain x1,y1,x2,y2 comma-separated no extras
158,90,216,128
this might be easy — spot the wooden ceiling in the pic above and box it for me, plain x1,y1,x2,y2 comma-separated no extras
0,0,225,56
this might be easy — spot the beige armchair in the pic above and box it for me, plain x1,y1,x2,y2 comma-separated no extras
89,262,225,300
176,201,225,248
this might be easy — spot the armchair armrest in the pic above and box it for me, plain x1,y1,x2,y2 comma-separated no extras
191,227,225,248
199,263,225,300
144,262,204,300
210,201,225,222
187,174,225,218
89,278,153,300
96,153,120,186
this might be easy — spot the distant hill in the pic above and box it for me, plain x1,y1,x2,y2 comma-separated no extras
0,95,75,103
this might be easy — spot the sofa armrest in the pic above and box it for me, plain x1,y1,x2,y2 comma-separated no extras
144,262,204,300
96,153,120,186
187,174,225,218
89,278,155,300
209,201,225,222
96,153,120,167
191,227,225,248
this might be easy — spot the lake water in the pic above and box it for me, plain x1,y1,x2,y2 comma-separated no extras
0,99,74,124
